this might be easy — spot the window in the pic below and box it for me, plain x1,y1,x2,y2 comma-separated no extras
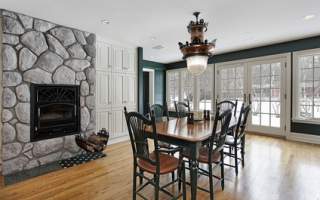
250,62,281,127
166,67,213,111
198,66,213,110
181,70,195,110
293,49,320,122
217,64,245,113
167,70,180,109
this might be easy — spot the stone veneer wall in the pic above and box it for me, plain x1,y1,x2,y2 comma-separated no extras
1,9,96,175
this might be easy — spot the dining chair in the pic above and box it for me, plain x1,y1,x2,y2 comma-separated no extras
216,99,238,117
179,107,233,200
148,102,170,122
148,102,181,182
224,103,251,175
174,100,191,118
124,107,186,200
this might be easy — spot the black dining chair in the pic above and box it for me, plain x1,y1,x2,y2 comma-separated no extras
148,102,170,122
224,103,251,175
179,107,233,200
174,100,191,118
124,107,186,200
148,102,181,181
216,99,238,117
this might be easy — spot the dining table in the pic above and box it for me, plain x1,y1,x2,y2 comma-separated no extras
145,116,238,200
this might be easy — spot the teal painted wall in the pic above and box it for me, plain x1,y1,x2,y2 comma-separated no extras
142,60,166,105
137,48,166,114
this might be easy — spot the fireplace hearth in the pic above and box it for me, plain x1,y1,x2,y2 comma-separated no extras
30,84,80,142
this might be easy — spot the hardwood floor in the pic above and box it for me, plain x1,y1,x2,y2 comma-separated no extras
1,134,320,200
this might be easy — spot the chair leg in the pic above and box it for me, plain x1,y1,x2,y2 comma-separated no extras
241,137,246,167
170,152,176,182
139,169,144,185
133,165,137,200
182,162,187,200
171,171,175,182
220,151,225,190
154,174,160,200
208,163,214,200
178,155,184,191
234,144,239,176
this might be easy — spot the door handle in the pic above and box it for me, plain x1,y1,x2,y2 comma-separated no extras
243,94,247,103
248,94,252,104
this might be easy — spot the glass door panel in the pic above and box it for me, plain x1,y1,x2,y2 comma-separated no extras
216,64,246,113
198,66,213,111
248,59,285,134
181,70,195,110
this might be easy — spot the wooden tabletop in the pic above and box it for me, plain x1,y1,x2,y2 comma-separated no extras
145,117,238,143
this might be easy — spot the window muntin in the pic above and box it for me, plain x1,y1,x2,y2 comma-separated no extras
198,67,213,110
167,71,180,109
218,64,245,113
250,62,281,128
181,70,194,110
295,53,320,121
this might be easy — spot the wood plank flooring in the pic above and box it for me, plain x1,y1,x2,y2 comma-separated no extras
1,134,320,200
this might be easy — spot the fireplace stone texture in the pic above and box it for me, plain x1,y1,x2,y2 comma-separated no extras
1,9,96,175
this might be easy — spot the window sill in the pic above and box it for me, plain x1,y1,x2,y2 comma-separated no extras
292,118,320,125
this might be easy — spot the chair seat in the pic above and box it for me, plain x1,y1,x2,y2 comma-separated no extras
225,135,241,145
182,147,221,164
159,141,171,149
137,152,180,175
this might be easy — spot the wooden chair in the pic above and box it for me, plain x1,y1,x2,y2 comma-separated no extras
174,100,191,118
148,102,181,181
224,103,251,175
124,107,186,200
216,99,238,117
148,102,170,122
179,108,233,200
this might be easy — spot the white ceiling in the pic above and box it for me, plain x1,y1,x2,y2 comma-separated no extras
1,0,320,63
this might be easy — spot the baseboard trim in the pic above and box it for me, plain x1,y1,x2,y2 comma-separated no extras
247,131,285,139
108,135,129,145
286,132,320,145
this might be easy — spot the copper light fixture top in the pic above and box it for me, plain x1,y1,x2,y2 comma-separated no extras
178,12,216,59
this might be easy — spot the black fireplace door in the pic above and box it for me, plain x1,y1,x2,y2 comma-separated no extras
30,84,80,142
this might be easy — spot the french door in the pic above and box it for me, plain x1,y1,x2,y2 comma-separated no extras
216,56,287,135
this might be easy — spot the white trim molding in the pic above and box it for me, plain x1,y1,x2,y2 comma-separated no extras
286,132,320,145
108,135,129,145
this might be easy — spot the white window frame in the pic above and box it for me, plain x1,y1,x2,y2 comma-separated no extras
196,64,215,111
293,48,320,125
166,66,214,111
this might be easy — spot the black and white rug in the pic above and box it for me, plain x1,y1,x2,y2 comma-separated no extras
59,152,106,168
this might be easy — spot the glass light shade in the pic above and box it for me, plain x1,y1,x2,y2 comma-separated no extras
186,55,208,76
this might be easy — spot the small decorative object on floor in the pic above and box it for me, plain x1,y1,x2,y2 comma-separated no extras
59,152,106,168
75,129,110,152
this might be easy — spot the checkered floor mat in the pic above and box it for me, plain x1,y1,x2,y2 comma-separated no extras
59,152,106,168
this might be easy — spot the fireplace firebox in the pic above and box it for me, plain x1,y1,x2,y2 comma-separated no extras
30,84,80,142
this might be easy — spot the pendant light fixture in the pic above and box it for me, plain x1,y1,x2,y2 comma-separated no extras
178,12,216,76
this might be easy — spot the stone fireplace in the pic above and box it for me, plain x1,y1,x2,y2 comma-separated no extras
0,9,96,175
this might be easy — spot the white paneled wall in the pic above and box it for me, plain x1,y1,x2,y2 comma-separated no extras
96,39,137,140
0,16,3,172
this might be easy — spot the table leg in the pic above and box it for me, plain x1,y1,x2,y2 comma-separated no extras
190,142,200,200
